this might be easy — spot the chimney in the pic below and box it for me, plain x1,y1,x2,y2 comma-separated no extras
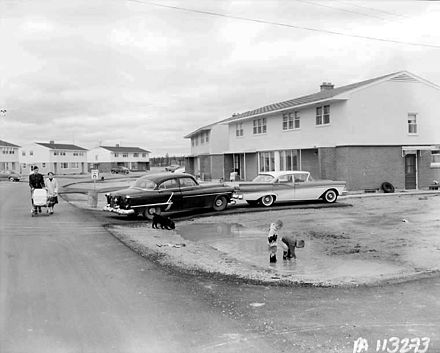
320,82,334,92
50,140,55,144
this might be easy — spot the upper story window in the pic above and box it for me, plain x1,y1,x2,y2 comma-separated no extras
205,132,210,143
282,112,300,130
195,136,198,146
30,150,34,156
200,133,205,144
142,153,147,157
236,122,243,137
122,153,128,157
22,151,26,156
316,105,330,125
73,152,79,156
114,153,119,157
133,153,139,157
191,138,194,147
253,118,267,134
408,113,417,134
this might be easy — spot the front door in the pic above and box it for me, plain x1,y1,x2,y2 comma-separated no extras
404,154,417,189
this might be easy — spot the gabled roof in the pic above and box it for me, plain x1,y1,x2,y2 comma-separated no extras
0,139,20,148
100,146,151,153
222,71,433,123
36,142,87,151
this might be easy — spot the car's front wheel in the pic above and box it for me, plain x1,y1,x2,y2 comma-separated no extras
322,189,338,203
9,177,15,182
260,195,275,207
212,195,227,211
143,206,161,220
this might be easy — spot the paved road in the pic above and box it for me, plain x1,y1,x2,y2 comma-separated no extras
1,181,440,353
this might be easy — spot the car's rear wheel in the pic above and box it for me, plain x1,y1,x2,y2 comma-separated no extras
213,195,227,211
143,206,161,220
260,195,275,207
323,189,338,203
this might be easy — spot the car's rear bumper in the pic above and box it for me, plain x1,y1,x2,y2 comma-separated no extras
103,205,135,215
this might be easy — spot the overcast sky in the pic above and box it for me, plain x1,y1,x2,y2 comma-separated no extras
1,0,440,156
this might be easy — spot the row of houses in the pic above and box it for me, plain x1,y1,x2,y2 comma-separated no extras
184,71,440,191
0,140,150,175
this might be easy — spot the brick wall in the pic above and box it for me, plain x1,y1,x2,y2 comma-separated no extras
335,146,404,190
200,155,212,180
210,155,225,180
418,150,440,188
300,149,319,179
318,147,336,180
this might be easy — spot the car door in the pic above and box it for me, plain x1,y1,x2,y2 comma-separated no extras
293,172,317,200
273,174,295,201
156,178,183,210
178,176,206,209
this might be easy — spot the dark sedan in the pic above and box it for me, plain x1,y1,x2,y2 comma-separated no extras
0,170,21,182
104,173,236,219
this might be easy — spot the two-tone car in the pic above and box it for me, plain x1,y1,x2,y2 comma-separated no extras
104,172,236,218
236,171,346,207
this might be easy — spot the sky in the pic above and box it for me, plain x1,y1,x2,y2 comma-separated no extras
1,0,440,156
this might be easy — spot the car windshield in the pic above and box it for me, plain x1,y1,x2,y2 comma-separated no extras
252,174,275,183
132,178,156,189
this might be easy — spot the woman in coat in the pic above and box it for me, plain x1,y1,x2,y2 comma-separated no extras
45,172,59,214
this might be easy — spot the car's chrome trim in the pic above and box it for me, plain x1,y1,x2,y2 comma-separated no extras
182,192,230,198
103,206,135,215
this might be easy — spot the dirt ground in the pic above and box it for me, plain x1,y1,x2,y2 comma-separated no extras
107,193,440,287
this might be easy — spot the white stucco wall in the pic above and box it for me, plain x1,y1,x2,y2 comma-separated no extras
343,80,440,145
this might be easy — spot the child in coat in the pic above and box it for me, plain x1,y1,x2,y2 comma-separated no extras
267,220,283,263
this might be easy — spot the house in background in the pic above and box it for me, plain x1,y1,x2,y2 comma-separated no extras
87,145,150,172
19,141,88,175
0,139,20,171
185,71,440,190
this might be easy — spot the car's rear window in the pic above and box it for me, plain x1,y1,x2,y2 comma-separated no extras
133,178,156,189
252,174,275,182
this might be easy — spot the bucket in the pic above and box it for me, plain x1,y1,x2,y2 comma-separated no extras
88,191,98,208
296,239,305,248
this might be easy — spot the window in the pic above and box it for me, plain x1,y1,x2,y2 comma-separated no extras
122,153,128,157
158,179,178,190
73,152,79,156
54,152,58,156
142,153,147,157
9,150,14,154
22,151,26,156
133,153,139,157
279,150,298,171
179,177,197,187
258,151,275,172
195,136,198,146
191,138,194,147
205,132,210,143
408,113,417,134
253,118,267,134
60,163,68,169
316,105,330,125
30,151,34,156
236,122,243,136
22,163,26,168
282,112,300,130
70,162,79,168
42,163,46,168
431,150,440,168
200,133,204,144
114,153,119,157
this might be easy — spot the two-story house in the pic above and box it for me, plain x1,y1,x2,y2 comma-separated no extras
87,145,150,172
184,122,229,180
19,141,88,175
0,139,20,171
185,71,440,190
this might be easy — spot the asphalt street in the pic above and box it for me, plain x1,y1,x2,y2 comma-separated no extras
1,181,440,353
